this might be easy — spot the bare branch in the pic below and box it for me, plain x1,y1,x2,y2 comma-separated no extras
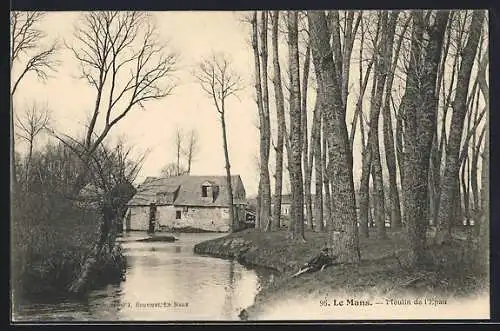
14,101,51,146
68,11,178,154
193,52,243,114
10,11,59,96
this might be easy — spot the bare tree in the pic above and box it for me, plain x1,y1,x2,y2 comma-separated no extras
436,10,485,244
308,10,360,263
174,127,183,176
354,13,377,238
183,129,200,175
67,11,177,193
15,101,51,186
429,12,462,225
65,137,144,294
358,12,382,239
400,10,449,266
477,44,489,264
58,11,177,294
382,12,406,230
288,11,306,241
270,11,286,231
112,138,148,184
302,43,313,231
10,11,58,194
161,162,186,177
366,11,396,240
468,52,487,221
164,127,199,176
250,11,272,230
194,53,243,231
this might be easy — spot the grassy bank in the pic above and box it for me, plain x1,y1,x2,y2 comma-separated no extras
11,198,126,307
194,228,488,319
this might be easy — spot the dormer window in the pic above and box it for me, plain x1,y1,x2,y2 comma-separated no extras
201,181,219,202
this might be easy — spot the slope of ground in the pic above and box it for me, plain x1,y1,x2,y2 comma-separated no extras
194,227,488,320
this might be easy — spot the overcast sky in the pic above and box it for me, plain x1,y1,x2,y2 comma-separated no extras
12,10,487,197
13,11,265,196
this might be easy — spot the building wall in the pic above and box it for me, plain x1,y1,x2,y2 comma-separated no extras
125,204,246,232
159,205,230,232
127,206,150,231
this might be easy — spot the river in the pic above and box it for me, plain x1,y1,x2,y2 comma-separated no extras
13,232,270,322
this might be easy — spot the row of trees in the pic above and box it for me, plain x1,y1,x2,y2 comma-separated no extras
249,10,489,267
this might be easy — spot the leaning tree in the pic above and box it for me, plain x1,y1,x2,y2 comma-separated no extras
59,11,177,294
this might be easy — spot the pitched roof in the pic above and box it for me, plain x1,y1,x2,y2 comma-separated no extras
126,175,246,207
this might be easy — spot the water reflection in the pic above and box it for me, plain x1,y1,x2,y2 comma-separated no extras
14,232,266,321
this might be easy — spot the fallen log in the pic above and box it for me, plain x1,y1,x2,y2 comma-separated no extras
290,247,337,278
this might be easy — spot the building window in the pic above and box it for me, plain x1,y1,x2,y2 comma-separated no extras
201,186,208,197
284,208,288,215
176,211,182,219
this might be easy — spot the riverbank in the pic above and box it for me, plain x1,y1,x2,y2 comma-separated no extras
11,201,126,309
194,228,488,320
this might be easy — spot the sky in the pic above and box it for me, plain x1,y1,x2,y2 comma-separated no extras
12,10,488,198
13,11,264,196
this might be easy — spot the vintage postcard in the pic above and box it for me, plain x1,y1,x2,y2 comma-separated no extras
10,9,490,322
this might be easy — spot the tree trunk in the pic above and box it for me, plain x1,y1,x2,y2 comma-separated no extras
251,12,267,230
259,11,272,231
367,12,389,240
70,199,119,295
302,44,313,230
25,138,34,190
308,81,322,232
434,16,462,225
288,11,305,241
436,11,484,244
10,96,17,200
429,133,440,225
313,110,324,231
472,126,486,220
354,15,374,239
220,112,237,231
470,49,485,219
429,15,453,226
308,11,360,263
176,132,181,176
402,11,449,266
284,123,296,237
460,154,469,225
271,11,285,230
359,147,371,238
395,99,405,197
478,112,488,267
471,119,480,216
382,11,402,229
341,11,360,107
256,180,262,229
309,23,327,234
363,42,380,234
322,132,333,231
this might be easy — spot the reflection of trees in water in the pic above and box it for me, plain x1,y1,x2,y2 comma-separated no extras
16,237,266,321
222,260,236,319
